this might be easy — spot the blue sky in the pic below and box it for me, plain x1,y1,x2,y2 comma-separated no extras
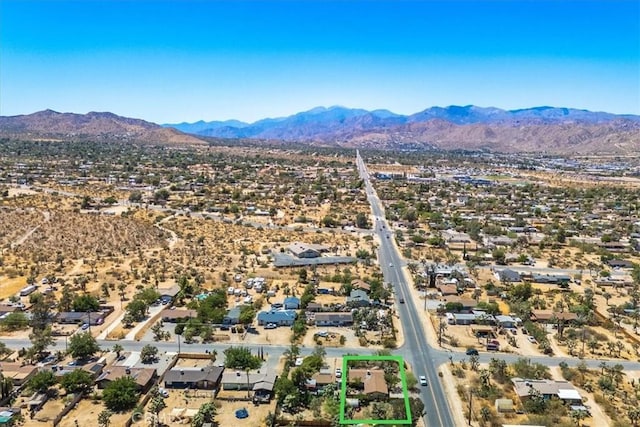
1,0,638,123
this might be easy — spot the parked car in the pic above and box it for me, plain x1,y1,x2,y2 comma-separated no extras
158,388,169,398
335,368,342,379
465,348,479,356
81,323,89,330
419,375,428,386
527,336,537,343
264,323,277,329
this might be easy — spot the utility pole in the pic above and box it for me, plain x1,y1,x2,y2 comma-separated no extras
467,386,473,425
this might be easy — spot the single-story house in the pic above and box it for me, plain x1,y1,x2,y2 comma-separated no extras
450,313,476,325
346,290,370,307
305,302,323,312
348,368,388,396
498,269,521,283
158,285,181,304
96,366,156,393
283,297,301,310
221,371,277,391
51,362,105,379
160,309,197,323
531,274,571,285
607,259,634,269
253,378,276,403
0,305,20,317
306,371,336,392
0,363,38,386
314,312,353,327
437,284,458,296
257,310,296,326
223,308,241,325
443,296,478,310
511,378,583,405
351,280,371,293
164,366,224,390
288,242,329,258
495,315,517,328
56,311,105,325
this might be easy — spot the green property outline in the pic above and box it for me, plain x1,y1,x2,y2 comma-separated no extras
338,355,412,425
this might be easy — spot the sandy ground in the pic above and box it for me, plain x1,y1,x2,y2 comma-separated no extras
0,276,28,300
549,366,611,427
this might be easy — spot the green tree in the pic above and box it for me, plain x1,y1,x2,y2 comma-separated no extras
140,344,159,364
192,402,217,427
0,312,29,331
28,370,56,393
405,371,418,390
60,369,94,394
28,326,55,360
58,285,74,312
239,305,256,326
128,191,142,203
102,376,139,411
30,292,55,331
68,332,100,360
148,390,167,427
355,212,371,229
224,346,263,397
135,287,161,306
125,299,148,322
72,294,100,312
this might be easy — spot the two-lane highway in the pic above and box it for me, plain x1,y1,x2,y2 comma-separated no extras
356,151,455,426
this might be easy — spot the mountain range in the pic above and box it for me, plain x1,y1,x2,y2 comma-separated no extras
0,109,206,146
164,105,640,153
1,106,639,153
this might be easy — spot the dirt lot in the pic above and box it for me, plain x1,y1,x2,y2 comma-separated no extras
215,391,275,427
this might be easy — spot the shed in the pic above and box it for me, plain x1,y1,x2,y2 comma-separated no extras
495,398,514,413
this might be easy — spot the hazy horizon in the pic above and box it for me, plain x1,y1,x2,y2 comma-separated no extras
1,0,638,123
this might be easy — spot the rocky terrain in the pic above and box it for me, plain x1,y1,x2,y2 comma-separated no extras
0,109,206,146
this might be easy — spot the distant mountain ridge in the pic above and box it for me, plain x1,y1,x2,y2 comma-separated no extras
1,106,638,154
162,105,640,152
0,109,206,145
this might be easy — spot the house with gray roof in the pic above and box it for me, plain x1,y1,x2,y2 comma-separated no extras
497,269,521,283
314,312,353,326
221,371,277,391
223,307,241,325
257,310,296,326
288,242,329,258
164,365,224,390
346,289,370,307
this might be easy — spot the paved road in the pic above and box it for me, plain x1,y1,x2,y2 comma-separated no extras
355,151,455,426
